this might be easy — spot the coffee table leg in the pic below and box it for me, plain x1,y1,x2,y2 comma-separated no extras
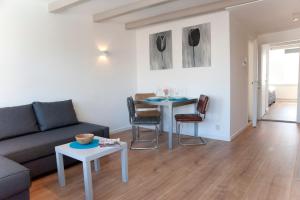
56,152,65,187
121,145,128,183
83,161,93,200
94,159,100,172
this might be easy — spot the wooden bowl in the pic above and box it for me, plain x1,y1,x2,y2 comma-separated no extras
75,133,94,144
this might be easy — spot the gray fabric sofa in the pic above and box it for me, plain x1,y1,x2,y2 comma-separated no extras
0,100,109,199
0,156,30,200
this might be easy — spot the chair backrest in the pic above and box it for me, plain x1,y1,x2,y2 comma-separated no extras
135,93,158,109
127,96,136,124
197,95,209,117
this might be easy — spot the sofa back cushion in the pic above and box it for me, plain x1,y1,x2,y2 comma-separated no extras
0,104,39,140
33,100,79,131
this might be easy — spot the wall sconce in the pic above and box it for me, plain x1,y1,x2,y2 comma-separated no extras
292,13,300,22
99,50,109,57
98,50,109,61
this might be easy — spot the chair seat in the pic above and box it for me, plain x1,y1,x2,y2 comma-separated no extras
175,114,202,122
136,110,160,117
133,116,160,125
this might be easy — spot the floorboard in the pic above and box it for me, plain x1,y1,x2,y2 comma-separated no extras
30,122,300,200
262,101,297,122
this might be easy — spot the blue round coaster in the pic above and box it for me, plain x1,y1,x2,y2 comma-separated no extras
69,139,99,149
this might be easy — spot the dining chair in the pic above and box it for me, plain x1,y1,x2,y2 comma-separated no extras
175,95,209,146
134,93,160,117
135,93,162,135
127,96,160,150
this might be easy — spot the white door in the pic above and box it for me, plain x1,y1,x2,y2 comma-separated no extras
252,40,259,127
249,39,259,127
297,52,300,123
260,44,270,119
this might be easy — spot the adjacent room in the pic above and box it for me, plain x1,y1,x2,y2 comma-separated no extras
262,46,300,122
1,0,300,200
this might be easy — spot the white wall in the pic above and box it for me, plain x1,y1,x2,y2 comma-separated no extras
136,11,231,141
229,15,250,138
0,0,136,132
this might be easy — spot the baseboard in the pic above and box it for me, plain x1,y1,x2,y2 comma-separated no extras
111,126,232,142
260,119,298,124
110,126,131,134
230,122,252,141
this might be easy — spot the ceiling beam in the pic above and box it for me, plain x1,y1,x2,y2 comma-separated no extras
125,0,263,29
48,0,89,13
93,0,177,23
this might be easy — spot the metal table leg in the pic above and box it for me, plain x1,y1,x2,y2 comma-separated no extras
120,144,128,182
56,152,65,187
168,104,173,150
83,161,93,200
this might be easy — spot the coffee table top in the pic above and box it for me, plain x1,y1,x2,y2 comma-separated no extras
55,136,127,162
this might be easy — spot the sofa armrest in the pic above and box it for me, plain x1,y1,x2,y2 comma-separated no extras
0,156,31,199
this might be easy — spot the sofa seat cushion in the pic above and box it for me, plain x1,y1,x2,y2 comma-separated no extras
0,122,109,163
0,156,30,199
33,100,79,131
0,104,39,140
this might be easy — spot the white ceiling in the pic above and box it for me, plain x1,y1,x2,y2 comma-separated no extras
229,0,300,34
48,0,220,22
112,0,220,23
47,0,300,35
57,0,141,16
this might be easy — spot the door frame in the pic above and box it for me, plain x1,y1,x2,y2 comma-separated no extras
297,52,300,123
253,41,300,124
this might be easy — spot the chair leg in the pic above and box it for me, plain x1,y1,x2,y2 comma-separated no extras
130,124,159,150
155,125,159,148
130,126,137,149
137,126,140,139
176,121,180,144
199,137,207,144
159,121,163,135
178,122,207,146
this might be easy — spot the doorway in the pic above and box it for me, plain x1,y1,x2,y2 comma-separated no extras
261,45,300,122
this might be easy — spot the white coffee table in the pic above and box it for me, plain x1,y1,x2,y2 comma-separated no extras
55,136,128,200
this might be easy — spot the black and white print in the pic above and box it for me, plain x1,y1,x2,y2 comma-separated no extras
182,23,211,68
149,30,172,70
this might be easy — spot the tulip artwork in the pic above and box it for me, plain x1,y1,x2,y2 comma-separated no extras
149,30,172,70
182,23,211,68
188,28,201,67
156,34,167,63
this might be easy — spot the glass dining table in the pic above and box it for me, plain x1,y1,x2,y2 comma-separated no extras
135,97,198,150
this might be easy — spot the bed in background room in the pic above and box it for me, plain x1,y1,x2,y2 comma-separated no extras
268,87,276,106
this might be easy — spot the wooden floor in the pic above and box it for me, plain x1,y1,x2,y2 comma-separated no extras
262,101,297,122
31,122,300,200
